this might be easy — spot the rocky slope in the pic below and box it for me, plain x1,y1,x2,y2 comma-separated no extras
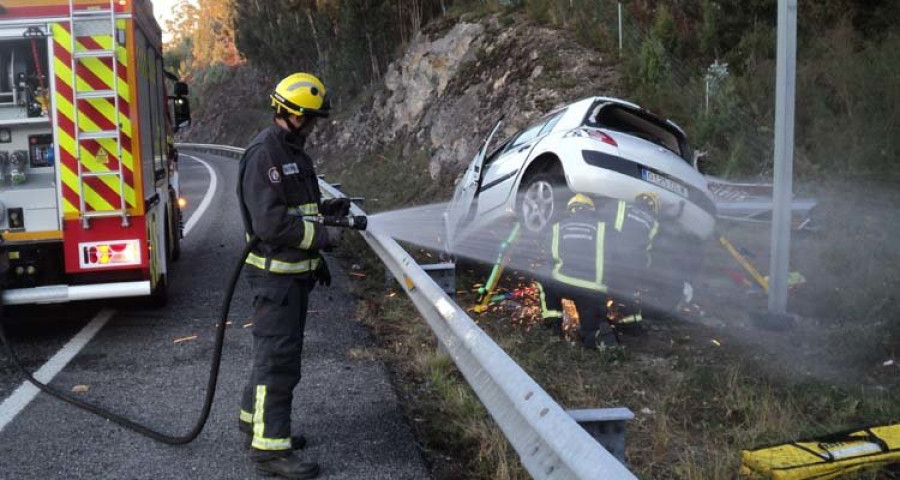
181,13,622,209
308,13,622,208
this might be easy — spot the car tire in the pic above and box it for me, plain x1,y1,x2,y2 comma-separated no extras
517,172,570,234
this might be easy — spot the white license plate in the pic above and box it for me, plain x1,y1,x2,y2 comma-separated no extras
642,169,689,198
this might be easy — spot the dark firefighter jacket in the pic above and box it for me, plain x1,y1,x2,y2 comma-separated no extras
550,199,658,293
237,125,326,276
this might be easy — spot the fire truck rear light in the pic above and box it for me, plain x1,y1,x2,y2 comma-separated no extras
178,197,187,208
79,240,141,269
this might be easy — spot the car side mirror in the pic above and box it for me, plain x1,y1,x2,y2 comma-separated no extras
174,81,189,96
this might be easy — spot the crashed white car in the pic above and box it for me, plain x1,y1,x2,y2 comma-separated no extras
444,97,717,253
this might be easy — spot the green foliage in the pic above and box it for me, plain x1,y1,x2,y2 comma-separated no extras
232,0,452,103
523,0,552,24
698,0,717,58
651,4,677,53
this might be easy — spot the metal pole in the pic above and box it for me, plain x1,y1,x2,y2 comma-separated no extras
617,2,623,53
705,77,710,114
768,0,798,314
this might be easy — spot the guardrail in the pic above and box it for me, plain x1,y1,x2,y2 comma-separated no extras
177,143,637,480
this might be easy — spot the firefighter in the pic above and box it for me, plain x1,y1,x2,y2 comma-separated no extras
540,193,659,348
236,72,348,480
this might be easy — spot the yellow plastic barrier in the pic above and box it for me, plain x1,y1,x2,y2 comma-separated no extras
741,424,900,479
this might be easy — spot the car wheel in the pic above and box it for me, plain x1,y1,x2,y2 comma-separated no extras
518,172,569,233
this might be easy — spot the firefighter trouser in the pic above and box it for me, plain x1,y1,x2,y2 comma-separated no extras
538,281,616,347
239,272,313,460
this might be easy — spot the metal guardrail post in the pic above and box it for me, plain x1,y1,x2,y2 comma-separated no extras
176,143,638,479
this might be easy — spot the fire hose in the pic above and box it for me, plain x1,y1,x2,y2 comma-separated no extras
0,215,366,445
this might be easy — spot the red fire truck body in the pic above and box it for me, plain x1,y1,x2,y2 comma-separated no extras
0,0,189,304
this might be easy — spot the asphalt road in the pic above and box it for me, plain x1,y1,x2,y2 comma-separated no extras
0,153,429,480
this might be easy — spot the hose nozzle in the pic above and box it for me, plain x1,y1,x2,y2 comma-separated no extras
304,215,368,231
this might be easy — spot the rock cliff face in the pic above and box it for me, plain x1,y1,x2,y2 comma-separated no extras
308,13,622,207
183,13,622,208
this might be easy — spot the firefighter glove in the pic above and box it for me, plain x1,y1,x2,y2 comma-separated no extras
315,257,332,287
321,198,351,216
318,226,344,252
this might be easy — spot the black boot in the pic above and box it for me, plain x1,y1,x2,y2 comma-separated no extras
239,421,307,450
255,453,320,480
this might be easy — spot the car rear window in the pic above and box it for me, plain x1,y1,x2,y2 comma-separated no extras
586,103,687,159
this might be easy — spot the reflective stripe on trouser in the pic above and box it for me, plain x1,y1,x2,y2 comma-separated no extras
240,277,312,457
536,282,562,319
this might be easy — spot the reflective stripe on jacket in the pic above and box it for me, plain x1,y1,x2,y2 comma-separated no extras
237,126,324,276
550,200,657,292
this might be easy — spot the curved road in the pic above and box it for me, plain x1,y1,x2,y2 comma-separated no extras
0,153,429,480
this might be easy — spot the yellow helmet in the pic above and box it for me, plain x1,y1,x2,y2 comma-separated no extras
635,192,660,217
567,193,595,212
270,72,330,117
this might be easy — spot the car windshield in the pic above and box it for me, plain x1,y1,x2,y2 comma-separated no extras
586,103,686,159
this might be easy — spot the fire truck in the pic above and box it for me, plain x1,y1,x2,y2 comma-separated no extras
0,0,191,305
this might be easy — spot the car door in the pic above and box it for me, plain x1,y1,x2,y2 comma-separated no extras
443,118,504,252
477,111,566,216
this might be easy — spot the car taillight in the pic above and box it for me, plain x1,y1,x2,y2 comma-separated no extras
80,240,141,269
565,127,618,147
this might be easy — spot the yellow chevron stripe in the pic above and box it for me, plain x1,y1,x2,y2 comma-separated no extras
54,24,131,103
53,58,134,138
56,98,137,208
59,162,115,212
63,198,78,215
56,91,136,174
57,126,136,209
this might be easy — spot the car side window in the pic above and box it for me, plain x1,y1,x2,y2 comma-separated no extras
506,122,544,152
483,139,510,169
539,111,565,136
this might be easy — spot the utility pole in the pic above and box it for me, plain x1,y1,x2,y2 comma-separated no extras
618,2,624,54
768,0,798,315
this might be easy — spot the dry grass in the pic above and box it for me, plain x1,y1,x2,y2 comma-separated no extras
332,180,900,480
346,270,900,479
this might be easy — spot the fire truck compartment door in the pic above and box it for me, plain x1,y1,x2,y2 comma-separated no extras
0,177,59,231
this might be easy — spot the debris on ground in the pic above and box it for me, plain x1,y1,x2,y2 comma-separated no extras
173,335,198,344
71,385,89,394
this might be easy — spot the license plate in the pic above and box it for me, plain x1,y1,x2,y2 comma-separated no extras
642,169,689,198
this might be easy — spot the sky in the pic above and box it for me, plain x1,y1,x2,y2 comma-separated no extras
152,0,185,29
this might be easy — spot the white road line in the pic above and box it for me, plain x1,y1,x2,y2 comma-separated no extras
0,155,220,433
0,309,114,432
180,154,219,237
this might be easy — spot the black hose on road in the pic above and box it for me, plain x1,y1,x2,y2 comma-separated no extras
0,237,258,445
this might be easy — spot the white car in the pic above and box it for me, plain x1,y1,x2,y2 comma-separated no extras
444,96,718,253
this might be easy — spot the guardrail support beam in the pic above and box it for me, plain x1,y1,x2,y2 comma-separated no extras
568,408,634,463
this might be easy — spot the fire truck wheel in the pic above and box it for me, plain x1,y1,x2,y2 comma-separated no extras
150,218,171,307
150,274,168,307
170,196,182,262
